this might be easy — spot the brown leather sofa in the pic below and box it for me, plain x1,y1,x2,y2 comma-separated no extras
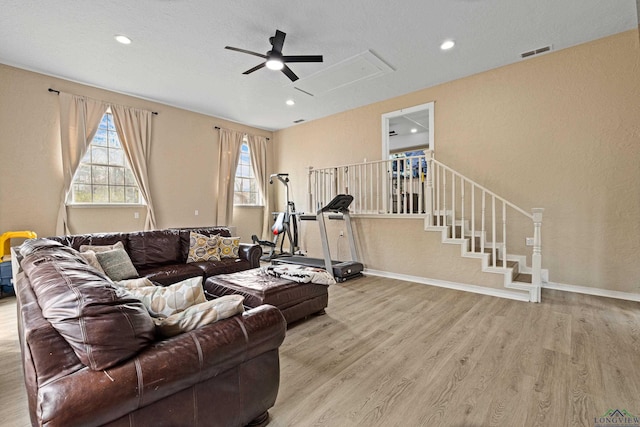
14,238,286,427
48,226,262,285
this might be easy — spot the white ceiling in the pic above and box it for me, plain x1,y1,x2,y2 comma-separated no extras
1,1,637,131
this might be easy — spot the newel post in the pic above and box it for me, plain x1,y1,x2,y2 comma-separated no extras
307,166,314,213
531,208,544,302
425,152,434,220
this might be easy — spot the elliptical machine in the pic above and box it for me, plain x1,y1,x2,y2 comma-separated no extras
252,173,300,260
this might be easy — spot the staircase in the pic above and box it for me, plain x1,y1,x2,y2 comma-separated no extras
307,153,546,302
426,213,546,302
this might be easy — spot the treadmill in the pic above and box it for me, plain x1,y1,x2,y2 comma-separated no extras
273,194,363,282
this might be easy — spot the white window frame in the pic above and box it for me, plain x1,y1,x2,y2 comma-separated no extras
234,139,262,206
67,109,145,207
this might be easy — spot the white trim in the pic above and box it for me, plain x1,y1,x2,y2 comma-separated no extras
353,213,427,220
233,204,264,209
381,101,435,159
67,203,146,208
543,281,640,302
364,268,531,302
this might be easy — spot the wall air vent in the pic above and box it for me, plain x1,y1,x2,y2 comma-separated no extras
521,45,552,59
293,119,305,123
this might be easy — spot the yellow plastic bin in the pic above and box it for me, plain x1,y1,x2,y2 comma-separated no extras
0,231,37,296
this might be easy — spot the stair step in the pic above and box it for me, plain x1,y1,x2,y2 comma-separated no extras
514,273,532,283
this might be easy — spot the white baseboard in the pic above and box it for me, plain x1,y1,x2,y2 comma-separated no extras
362,270,640,303
363,269,531,302
543,281,640,302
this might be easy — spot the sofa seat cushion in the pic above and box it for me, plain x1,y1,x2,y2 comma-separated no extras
190,258,252,277
137,263,204,286
19,239,155,370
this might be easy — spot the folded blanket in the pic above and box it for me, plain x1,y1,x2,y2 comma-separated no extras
262,264,336,286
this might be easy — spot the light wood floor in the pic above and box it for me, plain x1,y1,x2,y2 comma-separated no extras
2,277,639,427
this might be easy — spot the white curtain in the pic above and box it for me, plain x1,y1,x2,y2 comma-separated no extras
216,128,244,225
56,93,108,234
247,134,270,239
111,105,157,230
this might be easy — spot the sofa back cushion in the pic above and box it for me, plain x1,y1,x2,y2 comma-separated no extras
48,233,129,252
127,229,182,269
19,239,155,370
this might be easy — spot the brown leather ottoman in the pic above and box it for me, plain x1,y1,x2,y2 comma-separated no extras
204,268,328,324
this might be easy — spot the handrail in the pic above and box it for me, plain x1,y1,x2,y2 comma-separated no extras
430,158,532,219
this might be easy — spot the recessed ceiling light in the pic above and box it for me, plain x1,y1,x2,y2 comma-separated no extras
411,128,417,133
440,40,455,50
286,99,295,106
115,35,132,45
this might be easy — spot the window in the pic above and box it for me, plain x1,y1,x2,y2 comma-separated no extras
234,141,260,205
68,111,143,205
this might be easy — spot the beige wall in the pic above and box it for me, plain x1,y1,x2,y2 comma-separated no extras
0,64,272,239
274,30,640,295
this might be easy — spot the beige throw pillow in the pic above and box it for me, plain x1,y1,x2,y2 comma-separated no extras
155,295,245,337
79,250,106,275
79,241,125,253
187,232,221,262
116,276,206,318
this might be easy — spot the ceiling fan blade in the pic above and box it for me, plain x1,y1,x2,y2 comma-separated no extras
243,63,266,75
281,65,299,82
282,55,323,63
225,46,267,59
271,30,286,53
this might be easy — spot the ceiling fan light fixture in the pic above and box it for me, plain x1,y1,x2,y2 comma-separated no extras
265,51,284,71
266,58,284,70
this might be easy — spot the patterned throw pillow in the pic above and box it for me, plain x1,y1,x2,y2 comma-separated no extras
94,247,139,281
187,232,221,263
116,276,206,318
218,236,240,259
154,294,245,337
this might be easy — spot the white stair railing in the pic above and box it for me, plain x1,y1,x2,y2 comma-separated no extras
307,155,544,298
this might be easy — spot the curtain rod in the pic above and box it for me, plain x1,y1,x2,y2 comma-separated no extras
215,126,270,141
48,88,158,115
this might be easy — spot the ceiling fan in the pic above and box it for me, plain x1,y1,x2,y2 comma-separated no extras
225,29,323,82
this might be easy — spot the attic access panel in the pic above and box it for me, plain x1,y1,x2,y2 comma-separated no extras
294,50,393,97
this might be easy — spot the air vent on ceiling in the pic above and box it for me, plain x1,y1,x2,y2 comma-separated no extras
521,45,552,59
389,130,397,136
293,119,305,123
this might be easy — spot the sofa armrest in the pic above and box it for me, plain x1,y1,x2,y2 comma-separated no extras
34,305,286,427
239,243,262,268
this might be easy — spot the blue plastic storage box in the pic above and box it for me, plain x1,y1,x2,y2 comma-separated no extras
0,261,14,295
